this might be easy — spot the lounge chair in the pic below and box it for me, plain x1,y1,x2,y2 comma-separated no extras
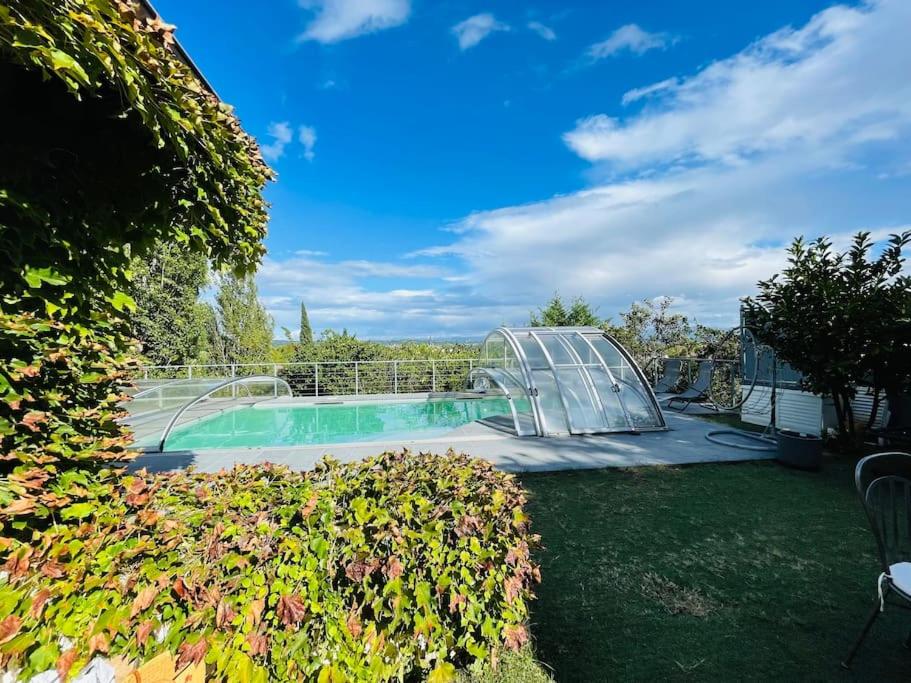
663,360,714,412
653,358,683,395
841,452,911,669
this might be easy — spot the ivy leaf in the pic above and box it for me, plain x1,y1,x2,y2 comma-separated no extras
56,649,78,681
276,594,307,628
60,502,94,520
131,585,160,618
108,290,136,313
23,267,68,288
45,47,90,86
0,615,22,644
177,637,208,669
428,662,456,683
317,665,347,683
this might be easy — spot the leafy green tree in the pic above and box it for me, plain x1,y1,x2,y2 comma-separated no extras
530,294,601,327
206,274,274,366
129,240,210,366
299,300,314,345
743,231,911,442
602,297,693,365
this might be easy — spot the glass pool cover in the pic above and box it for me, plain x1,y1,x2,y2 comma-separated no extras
471,326,665,436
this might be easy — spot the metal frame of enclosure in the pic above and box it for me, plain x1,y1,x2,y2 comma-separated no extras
158,375,292,452
470,327,666,436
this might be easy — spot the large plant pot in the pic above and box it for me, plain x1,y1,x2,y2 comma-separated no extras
776,430,824,470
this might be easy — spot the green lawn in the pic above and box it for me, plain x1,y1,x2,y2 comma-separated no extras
520,458,911,681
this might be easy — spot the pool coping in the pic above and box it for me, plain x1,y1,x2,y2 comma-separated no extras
129,411,774,474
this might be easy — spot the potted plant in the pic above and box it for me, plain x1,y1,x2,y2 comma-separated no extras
743,231,911,466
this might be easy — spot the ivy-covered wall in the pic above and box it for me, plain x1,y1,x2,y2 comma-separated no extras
0,0,271,530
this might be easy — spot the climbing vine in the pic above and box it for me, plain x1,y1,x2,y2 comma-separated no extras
0,0,272,531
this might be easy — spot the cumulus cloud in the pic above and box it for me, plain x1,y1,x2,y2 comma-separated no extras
588,24,674,60
528,21,556,41
413,0,911,332
299,125,317,161
259,121,293,162
297,0,410,43
451,13,510,51
263,1,911,338
255,254,507,339
566,1,911,167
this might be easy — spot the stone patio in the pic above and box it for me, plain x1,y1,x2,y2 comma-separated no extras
130,409,773,474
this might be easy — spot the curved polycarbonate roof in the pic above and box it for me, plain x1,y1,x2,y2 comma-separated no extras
470,326,666,436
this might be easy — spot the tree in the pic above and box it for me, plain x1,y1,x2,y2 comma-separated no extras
129,240,210,366
299,301,314,345
530,294,601,327
206,274,274,366
603,297,695,367
743,232,911,442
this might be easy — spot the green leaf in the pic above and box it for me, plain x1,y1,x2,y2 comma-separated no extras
60,502,95,520
45,47,90,86
23,267,68,288
428,662,456,683
108,291,135,313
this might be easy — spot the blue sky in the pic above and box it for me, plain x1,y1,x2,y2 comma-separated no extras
156,0,911,339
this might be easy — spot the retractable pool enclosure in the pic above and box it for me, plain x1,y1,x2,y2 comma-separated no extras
470,327,666,436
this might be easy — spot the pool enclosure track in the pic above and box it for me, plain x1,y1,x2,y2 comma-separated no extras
158,375,292,452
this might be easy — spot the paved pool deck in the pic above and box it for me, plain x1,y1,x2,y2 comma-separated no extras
130,410,774,474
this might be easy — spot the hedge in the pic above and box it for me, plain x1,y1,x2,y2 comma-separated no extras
0,451,541,681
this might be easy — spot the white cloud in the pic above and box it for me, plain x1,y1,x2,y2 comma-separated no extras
410,0,911,332
299,125,317,162
297,0,410,44
566,1,911,167
451,13,510,51
621,77,678,106
528,21,556,41
588,24,673,60
255,254,499,339
260,121,293,162
260,1,911,339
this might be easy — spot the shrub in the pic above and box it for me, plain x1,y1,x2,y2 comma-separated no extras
0,451,540,681
743,232,911,441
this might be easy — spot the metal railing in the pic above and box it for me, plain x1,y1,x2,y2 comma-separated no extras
135,359,477,397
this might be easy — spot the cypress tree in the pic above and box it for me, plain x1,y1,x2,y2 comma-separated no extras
299,301,314,344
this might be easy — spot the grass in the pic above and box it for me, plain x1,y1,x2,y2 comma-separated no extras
519,458,911,681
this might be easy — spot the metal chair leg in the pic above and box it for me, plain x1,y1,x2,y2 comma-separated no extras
841,601,882,670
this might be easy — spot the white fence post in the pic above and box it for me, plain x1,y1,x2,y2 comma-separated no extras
431,360,437,392
188,365,193,380
355,362,360,395
393,361,398,395
314,363,319,397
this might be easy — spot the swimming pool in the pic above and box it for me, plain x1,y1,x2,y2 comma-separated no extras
159,397,516,451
